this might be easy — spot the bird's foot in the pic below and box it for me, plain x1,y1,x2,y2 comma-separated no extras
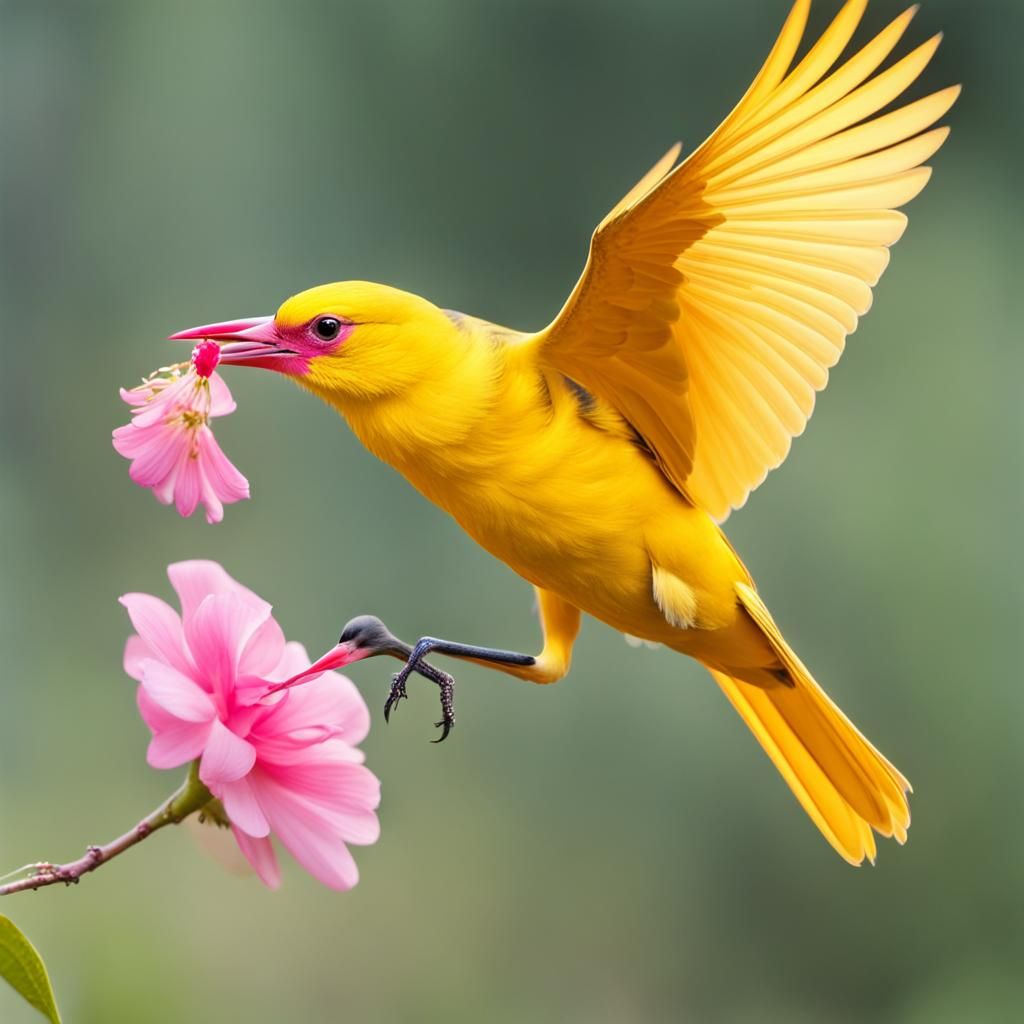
383,672,409,721
428,669,456,743
385,639,456,742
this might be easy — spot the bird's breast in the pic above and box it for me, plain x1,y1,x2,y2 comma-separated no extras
391,399,687,617
343,354,744,643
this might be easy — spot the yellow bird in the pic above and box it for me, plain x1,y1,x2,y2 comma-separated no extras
171,0,958,864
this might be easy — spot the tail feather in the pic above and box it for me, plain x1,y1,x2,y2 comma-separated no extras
708,583,911,865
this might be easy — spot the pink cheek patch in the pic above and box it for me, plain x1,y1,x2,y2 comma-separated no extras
315,322,356,353
292,322,356,360
279,353,314,376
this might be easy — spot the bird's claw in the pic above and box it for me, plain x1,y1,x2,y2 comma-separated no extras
386,642,456,742
430,672,456,743
383,672,409,722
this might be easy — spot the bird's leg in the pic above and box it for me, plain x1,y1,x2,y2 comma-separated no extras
388,589,582,735
336,590,582,742
335,615,459,742
389,637,539,741
385,652,456,741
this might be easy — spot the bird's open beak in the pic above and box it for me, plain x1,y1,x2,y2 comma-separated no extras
168,316,309,374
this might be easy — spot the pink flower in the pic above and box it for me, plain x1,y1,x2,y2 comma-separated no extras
121,560,380,891
113,342,249,524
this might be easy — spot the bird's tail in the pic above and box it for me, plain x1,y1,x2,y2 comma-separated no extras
706,583,911,865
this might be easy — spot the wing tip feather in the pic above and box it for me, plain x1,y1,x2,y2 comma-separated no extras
543,0,955,523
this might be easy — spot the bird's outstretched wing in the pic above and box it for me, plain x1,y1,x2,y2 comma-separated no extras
535,0,958,521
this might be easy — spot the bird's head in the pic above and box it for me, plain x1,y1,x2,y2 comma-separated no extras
170,281,457,404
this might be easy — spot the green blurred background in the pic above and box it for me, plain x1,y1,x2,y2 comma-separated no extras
1,0,1020,1020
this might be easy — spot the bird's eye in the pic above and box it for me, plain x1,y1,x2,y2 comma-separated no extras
313,316,342,341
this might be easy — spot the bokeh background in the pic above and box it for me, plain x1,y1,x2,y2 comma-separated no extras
1,0,1020,1021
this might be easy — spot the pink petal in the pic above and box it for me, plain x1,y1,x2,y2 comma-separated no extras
200,718,256,785
257,747,381,835
130,375,193,428
174,450,202,518
119,593,192,677
111,422,154,457
167,560,258,627
246,730,358,766
139,661,216,723
207,373,237,417
253,642,323,704
268,755,381,845
151,456,182,506
267,641,313,683
200,484,224,525
185,593,272,700
327,674,371,745
251,771,363,891
220,776,270,838
122,424,188,487
123,634,154,682
119,385,155,408
137,683,178,733
231,828,281,889
239,615,286,679
147,720,212,769
197,428,249,503
259,674,371,749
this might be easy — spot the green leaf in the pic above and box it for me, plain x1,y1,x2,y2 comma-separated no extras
0,915,61,1023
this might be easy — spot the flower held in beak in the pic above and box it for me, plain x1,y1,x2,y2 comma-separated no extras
113,341,249,524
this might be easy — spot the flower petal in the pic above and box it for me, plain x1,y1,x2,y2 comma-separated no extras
239,616,286,679
252,771,363,891
174,450,202,518
119,593,192,677
258,674,371,749
231,828,281,890
185,592,272,700
267,641,313,683
200,492,224,526
123,634,154,682
196,428,249,506
151,455,182,506
147,720,212,769
220,776,270,838
115,370,248,524
121,424,188,487
129,375,193,428
137,684,178,733
119,385,156,408
200,718,256,785
269,755,382,845
111,422,154,456
167,560,258,627
207,372,237,417
140,661,216,722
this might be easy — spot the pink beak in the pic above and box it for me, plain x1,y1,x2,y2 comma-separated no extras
265,641,369,696
168,316,308,374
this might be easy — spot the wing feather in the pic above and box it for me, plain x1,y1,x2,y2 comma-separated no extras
536,0,957,518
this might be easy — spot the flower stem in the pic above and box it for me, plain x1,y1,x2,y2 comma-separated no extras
0,764,211,897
